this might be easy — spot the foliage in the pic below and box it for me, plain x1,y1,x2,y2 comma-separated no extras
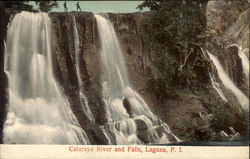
207,0,249,35
147,78,180,101
0,1,58,12
0,1,36,12
174,101,248,141
35,1,58,12
208,102,248,137
181,117,217,141
139,0,209,89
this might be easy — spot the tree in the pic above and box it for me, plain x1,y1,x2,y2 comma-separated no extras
0,1,58,13
35,1,58,12
139,0,210,89
0,1,36,12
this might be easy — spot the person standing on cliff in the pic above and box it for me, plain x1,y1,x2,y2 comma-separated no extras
76,1,81,12
64,1,68,12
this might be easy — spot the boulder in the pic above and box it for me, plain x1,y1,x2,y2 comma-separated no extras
122,97,134,118
135,119,148,131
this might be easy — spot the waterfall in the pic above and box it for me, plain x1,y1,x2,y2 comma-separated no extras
239,50,249,81
207,51,249,110
73,15,95,122
3,12,89,144
95,14,178,144
201,47,227,102
209,73,228,102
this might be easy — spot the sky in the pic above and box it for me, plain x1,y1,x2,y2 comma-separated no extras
29,1,149,13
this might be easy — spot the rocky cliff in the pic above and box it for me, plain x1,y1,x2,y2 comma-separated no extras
49,9,247,142
0,6,10,144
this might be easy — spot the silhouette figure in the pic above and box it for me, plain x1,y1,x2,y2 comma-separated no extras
64,1,68,12
76,1,81,12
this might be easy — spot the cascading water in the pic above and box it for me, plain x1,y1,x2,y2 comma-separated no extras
201,48,227,102
239,50,249,81
3,11,89,144
207,51,249,110
209,73,228,102
95,14,178,144
73,15,95,122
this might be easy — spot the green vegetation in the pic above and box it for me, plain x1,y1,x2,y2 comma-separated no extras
139,1,248,141
205,102,248,137
0,1,35,12
139,0,210,90
173,100,248,141
35,1,58,12
0,1,58,13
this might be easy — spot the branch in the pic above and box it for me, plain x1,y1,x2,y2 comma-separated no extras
178,48,193,71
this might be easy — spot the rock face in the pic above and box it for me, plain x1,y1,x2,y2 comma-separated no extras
219,45,244,88
0,7,10,144
50,12,108,144
48,11,247,143
49,12,160,144
0,1,248,144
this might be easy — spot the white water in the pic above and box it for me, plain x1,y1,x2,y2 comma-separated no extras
3,12,89,144
201,48,227,102
95,14,178,144
209,73,228,102
73,15,95,122
207,51,249,110
239,50,249,81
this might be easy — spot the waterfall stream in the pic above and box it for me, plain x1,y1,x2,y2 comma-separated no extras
201,48,227,102
73,15,95,122
209,73,228,102
207,51,249,110
239,50,249,81
3,12,89,144
95,14,178,144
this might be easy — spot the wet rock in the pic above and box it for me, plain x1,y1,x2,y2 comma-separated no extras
101,124,117,145
136,130,149,144
88,125,110,145
135,119,148,131
155,125,165,138
122,97,133,118
0,72,8,144
229,132,241,141
166,133,178,143
220,131,229,138
0,7,10,144
155,125,177,142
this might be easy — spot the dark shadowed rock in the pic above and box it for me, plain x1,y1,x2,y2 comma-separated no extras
155,126,164,138
135,119,148,131
166,133,178,143
0,6,10,144
122,97,133,118
228,45,239,56
136,130,148,144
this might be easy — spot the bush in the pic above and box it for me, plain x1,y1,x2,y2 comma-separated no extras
209,102,248,136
